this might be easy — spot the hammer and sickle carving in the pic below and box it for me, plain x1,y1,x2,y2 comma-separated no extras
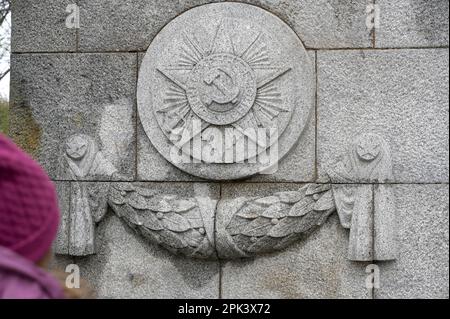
203,67,240,106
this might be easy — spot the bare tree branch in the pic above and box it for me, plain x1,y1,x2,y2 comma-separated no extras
0,0,10,32
0,68,9,81
0,0,11,98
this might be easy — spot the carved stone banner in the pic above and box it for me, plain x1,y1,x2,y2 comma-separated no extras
137,3,314,180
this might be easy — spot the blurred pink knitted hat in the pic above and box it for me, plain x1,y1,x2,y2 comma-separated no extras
0,134,60,263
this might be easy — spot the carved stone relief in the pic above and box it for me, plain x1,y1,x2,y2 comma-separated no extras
137,3,314,180
108,183,217,259
327,133,397,261
215,183,335,259
56,131,397,261
55,4,398,263
55,101,133,256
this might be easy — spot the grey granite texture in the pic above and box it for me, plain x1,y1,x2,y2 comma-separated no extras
137,44,316,182
51,182,450,298
317,48,449,183
136,105,316,182
376,0,449,48
247,112,315,182
54,181,72,254
108,182,219,259
136,53,200,181
73,180,221,298
77,0,371,52
8,0,450,300
75,213,220,299
12,0,448,52
248,51,317,182
375,184,449,299
137,123,204,181
11,0,77,52
137,2,314,180
9,53,137,181
219,183,371,298
50,255,75,272
54,182,111,256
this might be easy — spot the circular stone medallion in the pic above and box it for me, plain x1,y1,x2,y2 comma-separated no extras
138,3,314,180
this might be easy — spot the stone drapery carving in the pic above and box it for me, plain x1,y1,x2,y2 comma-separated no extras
56,132,397,261
55,101,133,256
58,134,117,256
327,133,397,261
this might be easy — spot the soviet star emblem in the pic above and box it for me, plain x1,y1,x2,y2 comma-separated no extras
155,20,292,150
137,3,314,179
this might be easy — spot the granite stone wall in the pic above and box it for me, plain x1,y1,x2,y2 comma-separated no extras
10,0,449,298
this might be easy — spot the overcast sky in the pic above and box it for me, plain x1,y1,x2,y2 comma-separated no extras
0,12,10,100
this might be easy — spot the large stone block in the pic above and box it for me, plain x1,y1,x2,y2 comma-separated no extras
74,182,221,298
317,49,449,183
74,214,220,298
9,53,138,181
376,0,449,48
248,111,316,182
77,0,371,52
137,123,204,182
11,0,77,52
219,183,371,298
376,184,449,299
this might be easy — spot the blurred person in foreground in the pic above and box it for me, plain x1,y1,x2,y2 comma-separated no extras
0,134,93,299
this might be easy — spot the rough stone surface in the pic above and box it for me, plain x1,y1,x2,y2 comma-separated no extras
78,0,371,52
137,49,316,182
75,214,220,299
247,112,315,182
50,255,75,272
249,51,316,182
54,182,71,254
220,183,371,299
317,49,449,183
9,53,137,181
11,0,77,52
108,182,219,259
9,0,450,300
376,184,449,299
137,53,202,181
137,112,316,182
376,0,449,48
137,122,204,182
74,182,220,298
54,182,111,256
137,2,314,180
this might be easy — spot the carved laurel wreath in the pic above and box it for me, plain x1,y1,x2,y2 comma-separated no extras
108,182,336,260
60,131,395,262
